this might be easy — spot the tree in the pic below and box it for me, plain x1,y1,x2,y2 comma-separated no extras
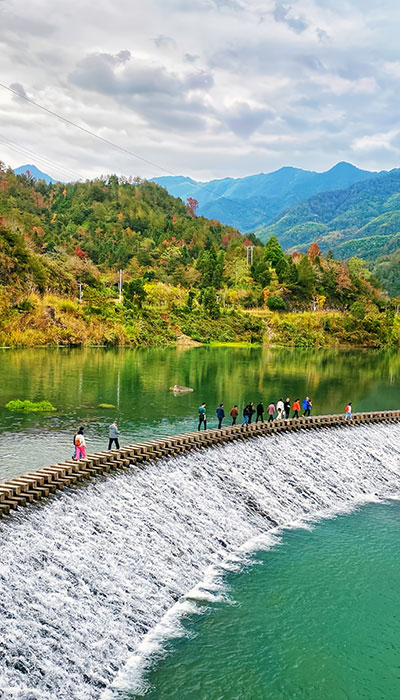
276,257,289,283
264,236,284,267
196,247,224,288
123,279,147,308
307,242,321,262
267,295,287,311
285,257,299,287
202,286,220,319
186,197,198,217
251,260,271,287
297,255,315,300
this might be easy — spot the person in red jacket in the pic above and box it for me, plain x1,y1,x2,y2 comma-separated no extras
230,405,239,425
292,399,300,418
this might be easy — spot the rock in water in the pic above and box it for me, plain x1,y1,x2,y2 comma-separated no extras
169,385,194,394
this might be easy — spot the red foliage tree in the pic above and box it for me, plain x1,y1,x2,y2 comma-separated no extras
74,246,88,259
186,197,199,217
307,242,320,261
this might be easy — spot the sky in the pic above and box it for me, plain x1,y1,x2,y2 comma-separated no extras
1,0,400,181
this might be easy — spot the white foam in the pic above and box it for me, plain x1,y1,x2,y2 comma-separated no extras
1,423,400,699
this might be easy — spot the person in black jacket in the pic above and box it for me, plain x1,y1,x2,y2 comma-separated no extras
256,401,264,422
247,402,255,424
216,404,225,429
284,397,291,420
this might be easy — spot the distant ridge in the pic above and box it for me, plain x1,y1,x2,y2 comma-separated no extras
152,162,380,232
256,167,400,263
14,164,57,185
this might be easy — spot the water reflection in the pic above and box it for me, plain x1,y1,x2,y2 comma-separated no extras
0,346,399,479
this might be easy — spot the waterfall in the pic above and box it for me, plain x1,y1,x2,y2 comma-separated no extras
1,423,400,699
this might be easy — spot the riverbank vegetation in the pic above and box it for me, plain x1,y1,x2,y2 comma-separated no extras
1,163,399,348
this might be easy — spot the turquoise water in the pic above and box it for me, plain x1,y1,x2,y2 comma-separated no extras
134,501,400,700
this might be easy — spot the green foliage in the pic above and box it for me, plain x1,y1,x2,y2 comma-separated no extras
0,164,396,349
123,279,147,308
267,295,287,311
257,170,400,264
5,399,57,411
201,287,220,319
349,301,366,319
250,259,271,287
264,236,284,266
296,256,316,300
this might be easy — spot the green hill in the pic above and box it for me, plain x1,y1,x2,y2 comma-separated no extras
257,169,400,259
2,162,400,348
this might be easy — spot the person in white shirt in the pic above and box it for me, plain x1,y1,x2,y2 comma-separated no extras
276,398,285,420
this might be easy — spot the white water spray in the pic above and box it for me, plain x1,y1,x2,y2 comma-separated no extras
1,424,400,699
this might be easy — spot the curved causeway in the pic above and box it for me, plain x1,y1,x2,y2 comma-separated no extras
0,410,399,517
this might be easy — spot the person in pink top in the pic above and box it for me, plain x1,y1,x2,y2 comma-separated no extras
267,402,275,422
75,426,87,460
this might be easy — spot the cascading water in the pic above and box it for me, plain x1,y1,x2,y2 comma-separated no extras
1,423,400,699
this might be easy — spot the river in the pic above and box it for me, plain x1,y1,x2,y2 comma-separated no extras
1,346,400,480
1,347,400,699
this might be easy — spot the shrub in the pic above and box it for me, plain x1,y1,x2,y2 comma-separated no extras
6,399,57,411
267,295,287,311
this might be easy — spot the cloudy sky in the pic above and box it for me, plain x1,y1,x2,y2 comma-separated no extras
1,0,400,181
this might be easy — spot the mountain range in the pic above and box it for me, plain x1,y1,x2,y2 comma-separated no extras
152,162,380,232
258,169,400,258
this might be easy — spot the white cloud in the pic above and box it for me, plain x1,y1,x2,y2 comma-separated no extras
1,0,400,179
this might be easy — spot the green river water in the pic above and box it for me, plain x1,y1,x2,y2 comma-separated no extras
1,346,400,480
135,500,400,700
1,347,400,699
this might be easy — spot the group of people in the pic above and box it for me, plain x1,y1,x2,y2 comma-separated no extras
198,397,314,430
72,420,121,459
71,401,354,458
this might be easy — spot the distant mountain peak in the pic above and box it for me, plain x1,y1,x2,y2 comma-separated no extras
328,161,362,172
13,164,57,184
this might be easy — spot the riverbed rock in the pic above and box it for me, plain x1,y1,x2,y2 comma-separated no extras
169,385,194,394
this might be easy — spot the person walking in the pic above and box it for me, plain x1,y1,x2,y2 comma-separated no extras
302,396,311,417
256,401,264,422
292,398,300,418
241,404,249,426
276,398,284,420
267,402,275,422
248,402,255,424
284,397,291,420
75,426,86,460
108,420,120,450
230,405,239,425
345,402,352,420
72,430,78,460
198,402,207,430
216,403,225,429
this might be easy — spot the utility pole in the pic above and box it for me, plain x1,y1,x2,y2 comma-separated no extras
118,269,123,304
246,245,254,266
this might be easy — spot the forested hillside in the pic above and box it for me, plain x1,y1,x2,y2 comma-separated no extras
257,169,400,263
1,162,399,349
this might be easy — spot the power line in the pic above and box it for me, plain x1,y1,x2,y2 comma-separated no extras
0,134,83,181
0,81,273,226
0,82,178,175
